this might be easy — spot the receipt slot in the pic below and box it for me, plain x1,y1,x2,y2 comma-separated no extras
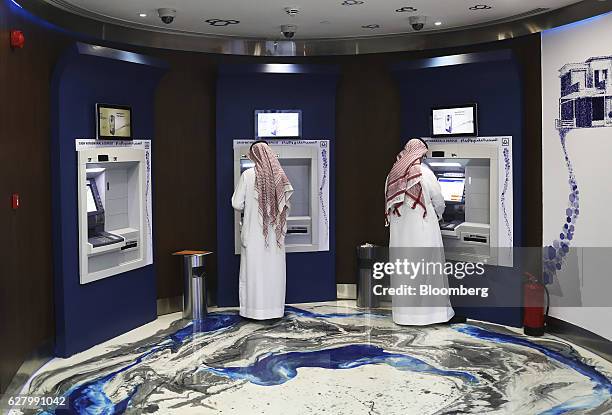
77,147,148,284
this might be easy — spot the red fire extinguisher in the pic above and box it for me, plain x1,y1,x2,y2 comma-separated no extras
523,272,549,336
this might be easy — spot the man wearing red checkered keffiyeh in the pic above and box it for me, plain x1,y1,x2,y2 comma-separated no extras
232,141,294,320
385,139,429,224
249,142,294,247
384,138,455,326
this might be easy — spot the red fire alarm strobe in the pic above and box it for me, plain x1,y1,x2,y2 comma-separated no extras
11,193,20,210
10,30,25,49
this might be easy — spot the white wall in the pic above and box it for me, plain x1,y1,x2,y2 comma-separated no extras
542,13,612,341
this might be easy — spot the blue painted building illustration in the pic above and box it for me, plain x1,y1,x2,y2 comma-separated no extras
557,56,612,129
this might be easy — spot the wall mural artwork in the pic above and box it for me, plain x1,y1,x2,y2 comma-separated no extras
541,14,612,340
543,54,612,283
543,127,580,284
542,17,612,285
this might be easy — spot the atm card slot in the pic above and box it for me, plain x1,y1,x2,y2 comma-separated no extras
121,241,138,250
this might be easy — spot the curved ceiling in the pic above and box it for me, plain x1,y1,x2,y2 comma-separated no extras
43,0,583,40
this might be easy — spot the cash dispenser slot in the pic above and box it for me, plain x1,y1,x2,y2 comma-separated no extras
462,233,488,244
287,225,310,235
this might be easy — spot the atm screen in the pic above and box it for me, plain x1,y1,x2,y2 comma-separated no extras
439,178,465,203
255,110,301,138
86,184,98,213
240,159,255,174
431,104,477,137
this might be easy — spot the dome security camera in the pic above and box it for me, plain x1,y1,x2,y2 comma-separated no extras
409,15,426,31
281,24,297,39
284,6,300,17
157,8,176,24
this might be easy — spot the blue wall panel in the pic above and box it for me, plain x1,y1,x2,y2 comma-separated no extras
216,68,338,307
51,45,166,357
395,57,524,327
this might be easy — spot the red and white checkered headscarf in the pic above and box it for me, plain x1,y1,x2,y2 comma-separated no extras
385,139,428,223
249,142,294,247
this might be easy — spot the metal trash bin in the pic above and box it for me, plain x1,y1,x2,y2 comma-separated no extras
356,244,384,309
173,251,212,320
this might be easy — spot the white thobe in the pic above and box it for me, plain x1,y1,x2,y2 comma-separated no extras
387,164,455,325
232,168,288,320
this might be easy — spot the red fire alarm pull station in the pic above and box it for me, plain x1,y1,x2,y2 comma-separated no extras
11,193,20,210
10,30,25,49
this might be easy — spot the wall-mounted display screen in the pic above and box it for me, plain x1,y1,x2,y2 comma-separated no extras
431,104,477,137
96,104,132,140
255,110,301,138
439,177,465,203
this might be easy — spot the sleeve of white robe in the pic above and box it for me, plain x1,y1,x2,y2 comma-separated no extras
231,171,247,211
422,165,446,220
384,175,389,227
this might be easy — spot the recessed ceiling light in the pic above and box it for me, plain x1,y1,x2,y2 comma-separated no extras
396,6,417,13
139,13,147,17
205,18,240,27
434,21,442,26
469,4,492,10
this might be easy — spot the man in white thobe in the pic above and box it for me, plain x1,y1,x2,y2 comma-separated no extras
385,138,455,325
232,141,294,320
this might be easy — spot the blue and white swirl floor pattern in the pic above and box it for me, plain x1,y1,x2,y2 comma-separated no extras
12,302,612,415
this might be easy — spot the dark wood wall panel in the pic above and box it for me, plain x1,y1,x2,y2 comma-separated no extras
513,35,543,248
153,53,218,300
335,57,401,283
0,2,69,392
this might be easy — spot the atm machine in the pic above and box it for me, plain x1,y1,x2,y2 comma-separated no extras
233,142,323,254
77,147,148,284
425,138,513,267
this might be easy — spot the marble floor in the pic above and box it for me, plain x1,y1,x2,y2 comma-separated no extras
9,301,612,415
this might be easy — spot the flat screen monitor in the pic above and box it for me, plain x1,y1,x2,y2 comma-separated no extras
431,104,478,138
96,103,132,140
255,110,301,138
86,184,99,213
438,177,465,203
